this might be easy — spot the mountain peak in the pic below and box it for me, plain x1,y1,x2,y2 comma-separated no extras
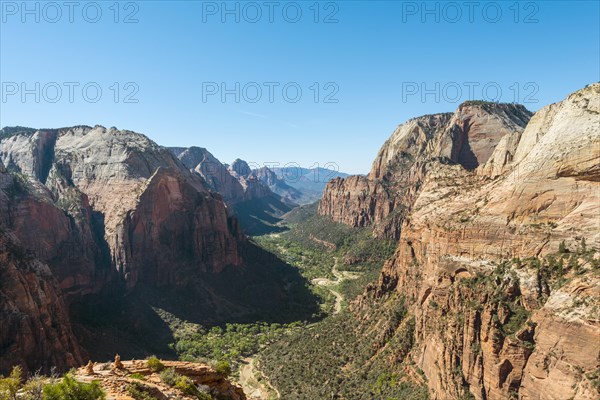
229,158,252,178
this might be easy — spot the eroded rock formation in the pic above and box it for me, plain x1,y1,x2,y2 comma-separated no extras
0,229,83,374
0,126,244,292
0,126,246,373
319,103,532,239
356,83,600,399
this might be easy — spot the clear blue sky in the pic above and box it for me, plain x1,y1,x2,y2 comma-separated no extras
1,1,598,174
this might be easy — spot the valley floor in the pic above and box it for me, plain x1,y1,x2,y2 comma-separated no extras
311,257,360,315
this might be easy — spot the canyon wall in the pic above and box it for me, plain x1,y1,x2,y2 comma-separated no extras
319,103,532,239
356,84,600,399
0,126,246,372
0,163,83,373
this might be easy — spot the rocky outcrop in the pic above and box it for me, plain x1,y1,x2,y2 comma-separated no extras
169,149,294,234
170,148,286,206
0,230,83,375
319,103,532,239
228,159,272,200
318,175,403,237
75,359,246,400
358,83,600,399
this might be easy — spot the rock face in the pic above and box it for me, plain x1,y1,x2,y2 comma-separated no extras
319,103,532,239
0,230,84,375
169,149,295,234
0,126,247,373
0,166,84,374
170,148,286,205
254,166,304,204
0,126,244,291
228,159,273,200
354,84,600,399
170,146,246,204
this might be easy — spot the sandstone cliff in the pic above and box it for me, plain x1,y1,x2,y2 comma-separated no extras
357,83,600,399
319,103,532,239
0,127,318,374
254,166,305,204
0,126,247,373
169,149,295,234
0,126,244,291
170,146,246,204
228,159,273,200
0,161,85,374
0,228,83,374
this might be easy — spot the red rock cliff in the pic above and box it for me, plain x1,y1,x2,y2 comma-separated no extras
319,103,532,239
359,84,600,400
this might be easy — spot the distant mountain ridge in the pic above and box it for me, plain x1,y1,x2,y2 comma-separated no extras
168,148,295,234
266,166,350,205
168,147,351,230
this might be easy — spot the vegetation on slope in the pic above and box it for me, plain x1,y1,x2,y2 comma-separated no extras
259,296,429,400
0,367,106,400
253,203,428,399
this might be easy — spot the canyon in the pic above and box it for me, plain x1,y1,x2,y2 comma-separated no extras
320,83,600,399
0,126,317,377
0,83,598,400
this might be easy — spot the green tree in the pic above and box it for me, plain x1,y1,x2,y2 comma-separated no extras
21,374,45,400
558,240,568,254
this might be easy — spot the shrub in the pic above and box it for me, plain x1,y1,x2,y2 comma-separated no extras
214,361,231,377
129,373,146,381
146,356,165,372
558,240,569,254
126,382,157,400
42,374,105,400
21,374,45,400
159,370,210,400
159,368,179,386
0,366,22,400
174,376,200,397
197,392,212,400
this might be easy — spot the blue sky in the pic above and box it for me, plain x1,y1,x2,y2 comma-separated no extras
1,1,598,174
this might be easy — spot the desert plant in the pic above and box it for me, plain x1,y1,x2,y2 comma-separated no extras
558,240,569,253
158,368,179,386
214,361,231,377
146,356,164,372
126,382,157,400
174,376,200,397
42,373,105,400
21,374,45,400
128,373,146,381
0,366,22,400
